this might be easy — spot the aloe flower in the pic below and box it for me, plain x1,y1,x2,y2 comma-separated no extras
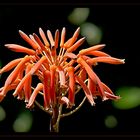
0,27,125,132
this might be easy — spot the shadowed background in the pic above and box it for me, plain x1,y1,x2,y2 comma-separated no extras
0,4,140,135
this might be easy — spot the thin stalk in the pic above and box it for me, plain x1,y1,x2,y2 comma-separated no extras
34,100,52,115
60,96,86,118
50,104,63,132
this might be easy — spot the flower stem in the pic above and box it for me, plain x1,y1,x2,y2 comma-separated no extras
50,105,62,132
34,100,52,115
60,96,86,118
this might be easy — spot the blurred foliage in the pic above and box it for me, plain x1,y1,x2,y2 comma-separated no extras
0,105,6,121
13,110,33,132
80,22,102,45
104,115,118,128
68,8,103,46
68,8,90,25
113,86,140,110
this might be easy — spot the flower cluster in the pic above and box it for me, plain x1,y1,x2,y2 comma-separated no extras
0,27,124,111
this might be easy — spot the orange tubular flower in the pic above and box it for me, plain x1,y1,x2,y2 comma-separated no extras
0,27,125,132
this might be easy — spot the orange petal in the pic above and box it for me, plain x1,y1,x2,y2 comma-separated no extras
64,52,77,59
80,55,91,61
67,66,75,106
84,50,111,57
59,96,70,108
63,59,75,69
24,64,32,102
30,56,47,75
0,87,3,93
0,58,22,74
8,82,19,91
0,82,19,102
54,29,59,49
77,57,97,83
17,90,25,100
77,57,106,100
101,82,113,95
78,68,87,82
79,44,105,55
33,33,46,52
0,93,4,102
104,92,120,100
0,87,5,102
39,28,50,47
50,46,56,62
29,34,40,50
87,56,125,65
67,27,80,48
26,83,43,108
60,27,66,47
50,65,57,106
67,37,85,53
57,66,66,88
47,30,54,47
16,64,25,81
75,76,95,106
94,76,108,101
87,77,97,97
64,38,72,48
43,70,51,109
19,30,38,50
5,44,35,55
4,56,30,86
13,72,31,97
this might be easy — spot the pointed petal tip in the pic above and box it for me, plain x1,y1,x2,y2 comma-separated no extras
39,27,43,33
76,27,80,32
4,44,9,47
18,30,23,33
47,30,50,33
4,44,18,47
82,37,86,41
99,44,106,48
77,27,80,30
102,96,109,101
122,59,125,64
91,102,96,106
62,27,66,33
116,95,121,100
18,30,25,35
